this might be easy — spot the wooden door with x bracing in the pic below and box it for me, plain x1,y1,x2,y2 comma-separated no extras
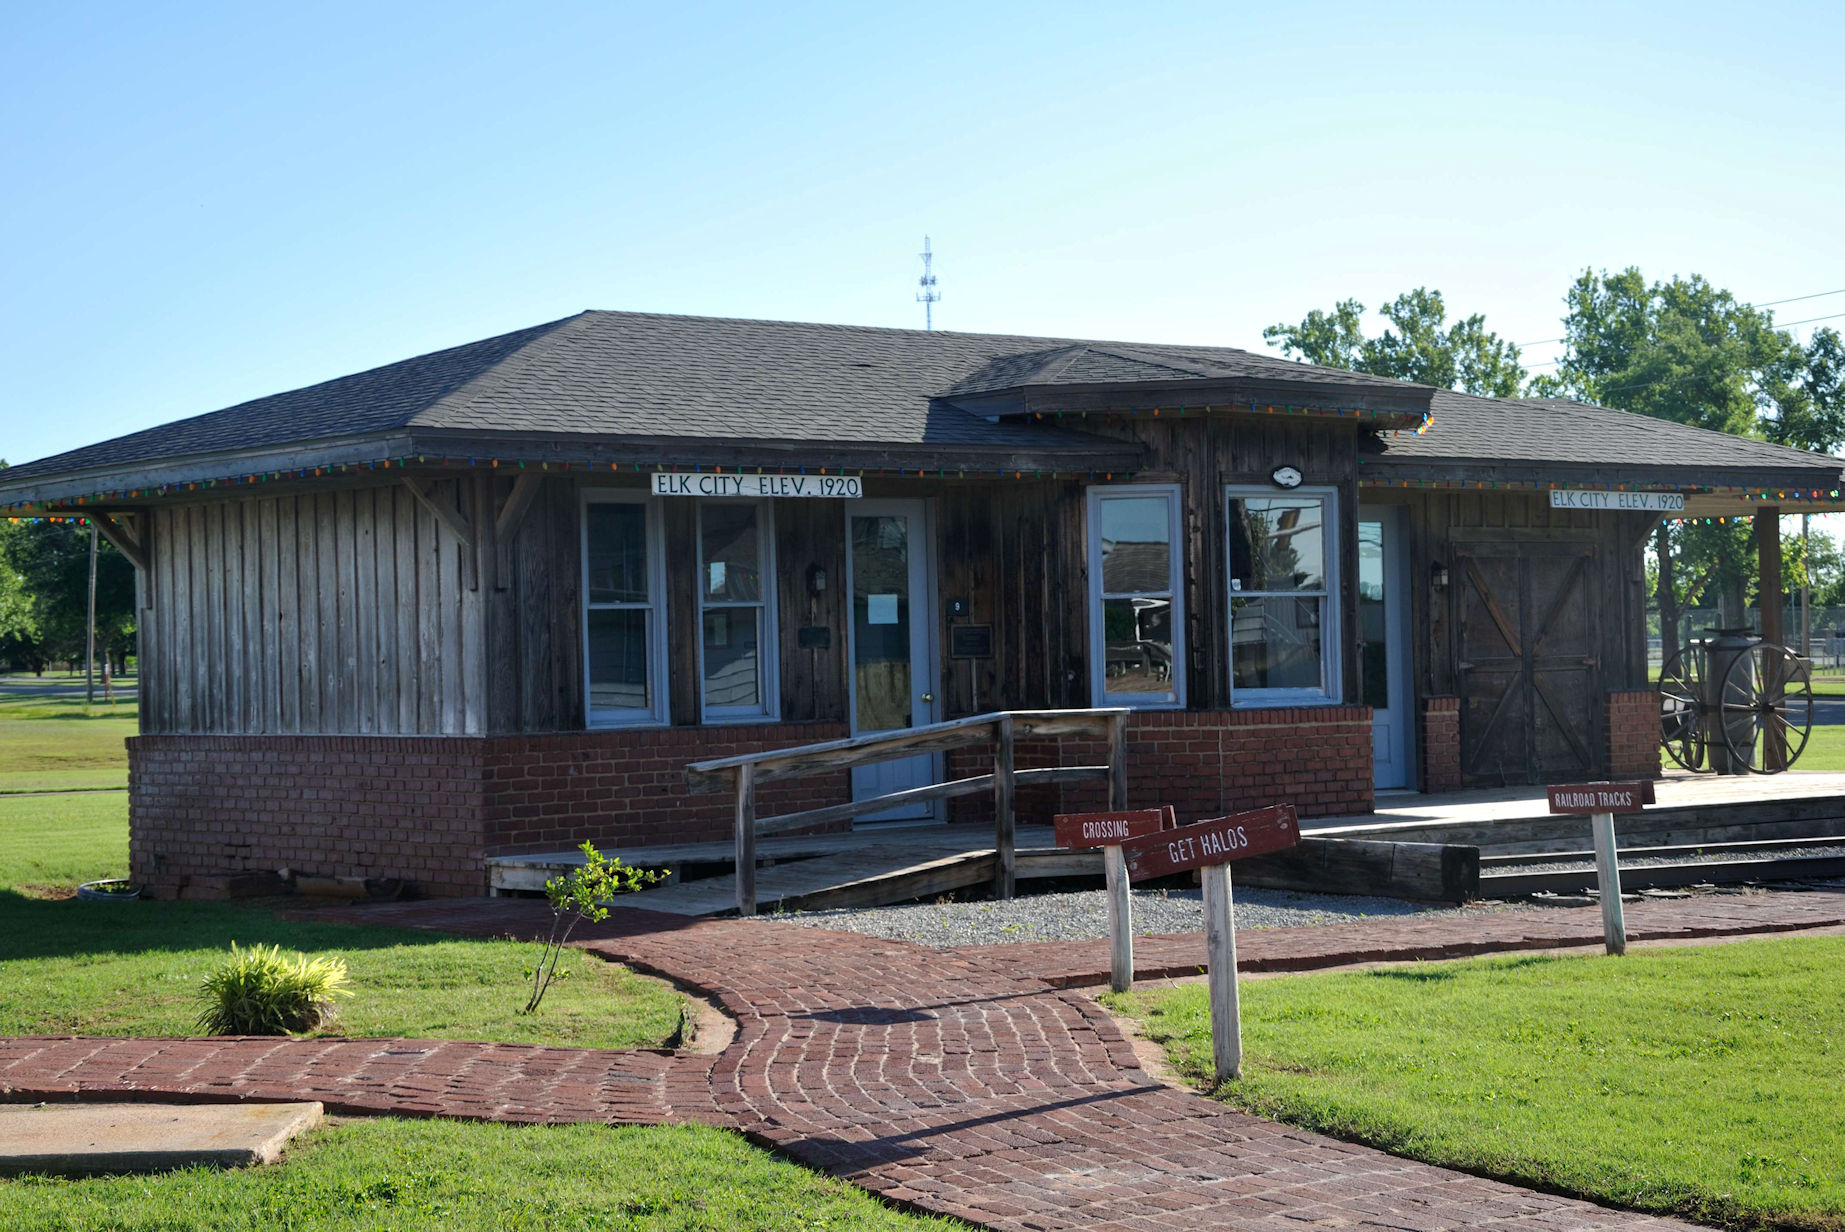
1455,540,1602,785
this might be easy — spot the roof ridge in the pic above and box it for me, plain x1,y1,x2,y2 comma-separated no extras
1078,343,1220,380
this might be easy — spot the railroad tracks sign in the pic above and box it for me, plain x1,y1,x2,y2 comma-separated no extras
1548,780,1654,955
1119,804,1303,1083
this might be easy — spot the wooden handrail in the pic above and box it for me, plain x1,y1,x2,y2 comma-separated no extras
684,708,1132,916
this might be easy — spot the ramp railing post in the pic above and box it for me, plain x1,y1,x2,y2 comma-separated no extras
993,715,1016,900
735,764,757,917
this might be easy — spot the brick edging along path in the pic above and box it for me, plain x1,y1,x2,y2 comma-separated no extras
9,892,1845,1230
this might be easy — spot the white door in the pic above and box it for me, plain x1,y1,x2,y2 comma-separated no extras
1358,507,1413,790
847,499,940,823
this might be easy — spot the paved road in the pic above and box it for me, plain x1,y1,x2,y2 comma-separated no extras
0,674,137,704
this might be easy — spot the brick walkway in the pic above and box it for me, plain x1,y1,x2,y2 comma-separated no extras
10,891,1843,1229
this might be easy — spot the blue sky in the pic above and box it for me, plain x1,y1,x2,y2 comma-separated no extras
4,1,1842,468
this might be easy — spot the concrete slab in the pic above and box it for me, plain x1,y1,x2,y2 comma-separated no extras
0,1101,323,1176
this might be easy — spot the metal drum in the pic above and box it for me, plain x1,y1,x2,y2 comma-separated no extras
1703,629,1759,774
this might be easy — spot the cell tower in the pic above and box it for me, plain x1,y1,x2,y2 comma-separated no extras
916,236,940,330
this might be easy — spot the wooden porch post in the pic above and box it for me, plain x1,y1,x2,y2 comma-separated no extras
1758,508,1783,646
1757,509,1786,770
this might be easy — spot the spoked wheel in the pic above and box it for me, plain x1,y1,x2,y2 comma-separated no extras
1658,646,1713,772
1717,644,1813,773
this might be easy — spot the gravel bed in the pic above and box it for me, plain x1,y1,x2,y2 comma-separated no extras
753,885,1512,948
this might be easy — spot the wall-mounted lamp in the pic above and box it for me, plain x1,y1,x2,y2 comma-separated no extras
806,563,828,596
1431,562,1450,591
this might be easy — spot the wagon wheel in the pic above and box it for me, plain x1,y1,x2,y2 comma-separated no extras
1717,644,1813,773
1657,646,1712,772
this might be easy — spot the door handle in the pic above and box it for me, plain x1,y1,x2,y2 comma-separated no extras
921,693,935,703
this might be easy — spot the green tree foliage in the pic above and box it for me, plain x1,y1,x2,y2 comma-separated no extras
0,517,136,669
1263,288,1526,397
1543,269,1845,638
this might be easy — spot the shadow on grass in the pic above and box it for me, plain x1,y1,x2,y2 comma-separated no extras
0,889,466,963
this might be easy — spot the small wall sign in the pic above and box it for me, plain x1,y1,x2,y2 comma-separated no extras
652,472,862,499
949,624,994,659
1548,489,1685,512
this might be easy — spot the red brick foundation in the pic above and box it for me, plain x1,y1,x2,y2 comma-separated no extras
127,725,848,900
948,707,1374,826
1606,688,1662,779
1420,696,1461,793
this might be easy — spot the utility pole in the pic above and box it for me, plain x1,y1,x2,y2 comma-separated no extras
916,236,940,330
1802,512,1812,661
86,521,98,705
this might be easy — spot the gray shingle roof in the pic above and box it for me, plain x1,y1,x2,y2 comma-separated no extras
2,311,1419,487
1370,390,1845,483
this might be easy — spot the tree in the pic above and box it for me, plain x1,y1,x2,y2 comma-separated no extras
3,518,136,671
1543,268,1845,649
1263,288,1527,397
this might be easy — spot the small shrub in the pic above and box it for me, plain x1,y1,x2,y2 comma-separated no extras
525,842,662,1014
197,942,352,1035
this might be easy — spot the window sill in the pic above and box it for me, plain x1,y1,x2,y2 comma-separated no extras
1230,692,1342,710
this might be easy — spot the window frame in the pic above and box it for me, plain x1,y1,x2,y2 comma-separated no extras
1223,483,1342,708
580,488,671,728
1086,483,1186,710
695,498,780,724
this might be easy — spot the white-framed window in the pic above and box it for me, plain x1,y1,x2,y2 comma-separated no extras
1087,484,1185,708
697,500,779,722
581,490,670,726
1225,486,1340,706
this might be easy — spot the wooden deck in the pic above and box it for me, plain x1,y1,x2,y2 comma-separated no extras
488,770,1845,915
488,824,1099,916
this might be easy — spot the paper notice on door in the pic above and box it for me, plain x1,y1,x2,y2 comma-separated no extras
867,594,899,625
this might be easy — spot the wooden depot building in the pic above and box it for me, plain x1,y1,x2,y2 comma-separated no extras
5,310,1842,897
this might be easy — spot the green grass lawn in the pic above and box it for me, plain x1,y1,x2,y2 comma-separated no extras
0,671,138,792
1110,939,1845,1232
1792,723,1845,771
0,792,684,1049
0,1117,958,1231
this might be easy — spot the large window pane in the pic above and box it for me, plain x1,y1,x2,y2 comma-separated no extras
1228,497,1326,592
702,608,761,709
1099,497,1173,594
701,505,762,602
587,608,650,711
1231,597,1324,691
586,504,649,604
1102,597,1174,693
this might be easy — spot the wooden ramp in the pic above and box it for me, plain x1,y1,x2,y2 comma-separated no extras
487,824,1097,916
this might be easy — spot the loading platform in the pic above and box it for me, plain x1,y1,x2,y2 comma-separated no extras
485,770,1845,915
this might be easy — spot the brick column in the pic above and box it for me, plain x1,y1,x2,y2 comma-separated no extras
1420,696,1461,793
1606,688,1662,779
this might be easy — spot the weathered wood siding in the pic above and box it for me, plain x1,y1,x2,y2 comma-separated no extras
1367,488,1655,784
1079,414,1361,710
141,482,487,735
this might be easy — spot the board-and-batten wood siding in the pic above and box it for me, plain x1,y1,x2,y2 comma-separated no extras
1078,414,1362,710
142,483,487,735
1367,488,1655,784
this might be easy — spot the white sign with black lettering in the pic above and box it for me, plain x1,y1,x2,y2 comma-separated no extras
651,472,862,499
1548,489,1685,512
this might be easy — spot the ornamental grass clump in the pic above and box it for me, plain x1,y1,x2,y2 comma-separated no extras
197,942,352,1035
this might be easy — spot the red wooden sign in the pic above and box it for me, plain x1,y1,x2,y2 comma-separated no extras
1053,809,1166,850
1120,804,1301,880
1546,781,1654,815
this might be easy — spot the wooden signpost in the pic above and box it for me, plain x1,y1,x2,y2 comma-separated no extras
1546,780,1653,956
1052,806,1173,993
1120,803,1302,1083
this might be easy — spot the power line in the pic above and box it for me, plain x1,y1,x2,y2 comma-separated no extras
1526,310,1845,367
1514,287,1845,349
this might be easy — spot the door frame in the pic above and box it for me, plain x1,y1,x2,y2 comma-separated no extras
843,497,943,822
1359,504,1415,790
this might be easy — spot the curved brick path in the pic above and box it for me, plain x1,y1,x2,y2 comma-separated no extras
8,891,1843,1230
